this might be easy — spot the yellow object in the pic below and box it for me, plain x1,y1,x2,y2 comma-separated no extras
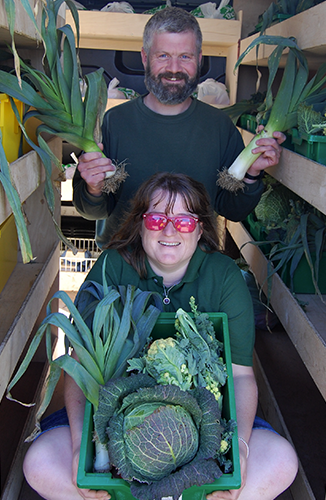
0,214,18,294
0,94,23,163
22,110,41,155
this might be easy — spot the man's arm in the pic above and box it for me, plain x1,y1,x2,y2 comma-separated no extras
215,128,285,221
72,149,116,220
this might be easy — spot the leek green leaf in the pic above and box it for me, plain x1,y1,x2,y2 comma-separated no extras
0,130,33,263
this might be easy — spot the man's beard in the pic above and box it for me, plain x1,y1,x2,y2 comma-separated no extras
144,64,201,104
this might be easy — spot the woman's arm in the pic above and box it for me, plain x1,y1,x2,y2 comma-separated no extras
207,363,258,500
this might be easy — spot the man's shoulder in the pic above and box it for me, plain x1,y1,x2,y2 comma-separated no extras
106,96,142,118
193,98,232,121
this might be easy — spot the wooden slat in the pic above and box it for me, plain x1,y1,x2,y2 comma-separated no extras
253,351,316,500
227,219,326,401
0,0,65,48
0,0,41,47
0,361,50,500
239,2,326,69
0,137,62,226
65,10,242,56
239,129,326,216
0,243,60,401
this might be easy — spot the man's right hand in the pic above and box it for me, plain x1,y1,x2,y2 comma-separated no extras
77,144,116,197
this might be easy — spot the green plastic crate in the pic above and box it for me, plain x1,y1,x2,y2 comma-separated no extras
244,214,326,294
290,128,326,166
77,312,241,500
239,114,264,134
280,252,326,294
242,213,271,256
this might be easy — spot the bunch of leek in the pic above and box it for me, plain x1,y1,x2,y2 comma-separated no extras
6,258,162,471
0,0,124,262
218,35,326,192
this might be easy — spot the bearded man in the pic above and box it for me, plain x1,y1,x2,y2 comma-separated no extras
73,7,285,248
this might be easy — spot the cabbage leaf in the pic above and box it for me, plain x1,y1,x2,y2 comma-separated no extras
94,374,223,500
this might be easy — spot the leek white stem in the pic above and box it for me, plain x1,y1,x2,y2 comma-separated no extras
93,441,110,473
228,128,271,180
217,127,276,192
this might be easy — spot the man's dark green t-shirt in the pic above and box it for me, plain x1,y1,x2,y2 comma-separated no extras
83,247,255,366
73,96,263,247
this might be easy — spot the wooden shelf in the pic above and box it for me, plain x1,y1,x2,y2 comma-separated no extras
239,129,326,216
0,243,60,402
65,10,242,56
65,10,242,103
227,219,326,401
239,2,326,69
0,137,62,226
0,0,41,47
0,0,65,49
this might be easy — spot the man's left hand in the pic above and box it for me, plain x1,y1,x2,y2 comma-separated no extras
245,130,286,181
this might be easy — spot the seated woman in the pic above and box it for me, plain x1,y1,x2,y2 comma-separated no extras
23,172,298,500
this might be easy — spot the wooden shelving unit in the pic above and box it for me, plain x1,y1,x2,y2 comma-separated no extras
0,1,64,497
239,2,326,70
228,5,326,499
65,9,242,103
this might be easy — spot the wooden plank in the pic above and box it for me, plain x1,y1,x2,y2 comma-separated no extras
0,243,60,401
0,0,65,48
239,2,326,69
225,42,240,105
0,361,49,500
0,0,41,47
227,219,326,401
253,351,316,500
0,137,62,226
65,10,242,56
239,129,326,216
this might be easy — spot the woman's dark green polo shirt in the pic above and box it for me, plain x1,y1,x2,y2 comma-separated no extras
86,247,255,366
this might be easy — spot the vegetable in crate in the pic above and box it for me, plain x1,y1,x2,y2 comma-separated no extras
128,298,227,407
92,299,235,500
6,264,162,472
218,35,326,192
94,373,224,500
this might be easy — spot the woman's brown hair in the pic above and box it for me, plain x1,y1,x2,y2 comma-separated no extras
106,172,222,277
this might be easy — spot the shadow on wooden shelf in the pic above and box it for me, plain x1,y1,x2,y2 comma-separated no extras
254,322,326,500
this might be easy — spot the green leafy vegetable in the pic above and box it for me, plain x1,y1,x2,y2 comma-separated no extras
0,130,33,263
127,298,227,407
6,255,162,444
297,102,326,135
94,374,223,500
243,176,326,301
218,35,326,191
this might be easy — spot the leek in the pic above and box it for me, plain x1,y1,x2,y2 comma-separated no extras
0,131,33,263
6,259,162,471
218,35,326,192
0,0,126,262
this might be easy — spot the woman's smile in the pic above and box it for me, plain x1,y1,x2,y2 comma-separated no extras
141,189,202,281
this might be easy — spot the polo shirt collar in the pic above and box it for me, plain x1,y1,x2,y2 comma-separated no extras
145,246,206,286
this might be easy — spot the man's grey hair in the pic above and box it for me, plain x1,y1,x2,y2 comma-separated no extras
143,7,203,56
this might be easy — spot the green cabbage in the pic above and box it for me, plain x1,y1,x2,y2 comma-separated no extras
254,184,293,227
94,374,223,500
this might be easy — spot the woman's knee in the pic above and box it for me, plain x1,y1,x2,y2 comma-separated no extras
249,429,298,489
